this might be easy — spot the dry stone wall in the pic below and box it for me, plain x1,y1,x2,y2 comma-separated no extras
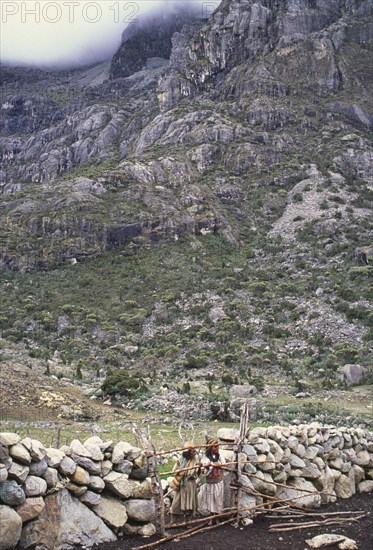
0,433,155,550
216,423,373,515
0,423,372,550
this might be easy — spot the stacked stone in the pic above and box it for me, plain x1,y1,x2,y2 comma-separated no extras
0,433,156,550
217,423,373,511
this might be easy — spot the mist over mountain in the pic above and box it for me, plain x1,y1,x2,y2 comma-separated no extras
0,0,208,69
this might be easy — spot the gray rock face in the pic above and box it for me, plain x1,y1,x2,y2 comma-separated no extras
1,0,371,278
19,489,116,549
158,0,372,111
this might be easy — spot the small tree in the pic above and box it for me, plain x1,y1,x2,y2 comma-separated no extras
76,362,83,380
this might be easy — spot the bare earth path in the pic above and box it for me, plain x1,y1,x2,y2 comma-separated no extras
87,493,372,550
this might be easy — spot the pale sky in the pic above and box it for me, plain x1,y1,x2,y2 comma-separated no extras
0,0,215,68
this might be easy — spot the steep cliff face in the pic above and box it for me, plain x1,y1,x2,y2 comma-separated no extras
109,3,205,79
0,0,372,409
0,0,372,271
157,0,372,109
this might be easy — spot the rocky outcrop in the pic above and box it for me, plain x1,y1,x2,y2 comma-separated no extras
157,0,373,111
110,3,204,79
0,0,372,271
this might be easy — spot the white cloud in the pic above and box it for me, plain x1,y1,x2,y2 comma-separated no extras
0,0,213,68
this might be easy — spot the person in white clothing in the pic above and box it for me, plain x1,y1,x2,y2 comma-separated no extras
198,438,226,521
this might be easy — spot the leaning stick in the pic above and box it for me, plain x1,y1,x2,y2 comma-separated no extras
134,517,237,550
268,514,367,532
153,443,235,457
269,514,367,529
160,459,280,477
266,509,366,519
159,461,236,477
170,517,236,542
239,470,335,497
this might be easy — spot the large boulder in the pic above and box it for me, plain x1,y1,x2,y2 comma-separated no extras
237,474,257,518
24,476,48,497
0,433,20,446
0,480,26,506
103,471,139,498
92,495,128,529
336,364,367,386
229,385,258,398
0,505,22,550
276,478,321,508
19,489,116,549
9,444,31,465
124,499,156,522
16,497,45,522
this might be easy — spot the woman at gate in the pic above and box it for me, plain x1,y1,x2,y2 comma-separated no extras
198,437,226,521
170,442,201,521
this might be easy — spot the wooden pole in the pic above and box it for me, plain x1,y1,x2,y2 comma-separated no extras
232,402,249,522
134,426,165,537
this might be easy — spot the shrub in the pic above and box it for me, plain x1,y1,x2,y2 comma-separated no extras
221,372,234,385
185,352,208,369
101,370,146,396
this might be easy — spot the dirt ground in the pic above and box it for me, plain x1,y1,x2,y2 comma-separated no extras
89,492,372,550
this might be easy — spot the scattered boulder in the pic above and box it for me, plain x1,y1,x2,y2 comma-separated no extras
306,534,357,549
229,385,258,398
336,364,367,386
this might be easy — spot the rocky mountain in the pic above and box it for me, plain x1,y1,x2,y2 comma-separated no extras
0,0,372,422
110,2,205,79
